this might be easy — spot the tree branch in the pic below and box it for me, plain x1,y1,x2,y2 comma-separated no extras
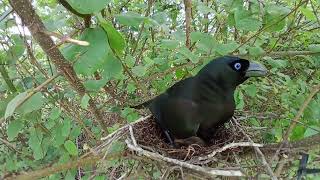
183,0,192,49
9,0,109,132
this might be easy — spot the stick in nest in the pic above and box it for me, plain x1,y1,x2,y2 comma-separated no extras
126,139,244,177
197,142,263,161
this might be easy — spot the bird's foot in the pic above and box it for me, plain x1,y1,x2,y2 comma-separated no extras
175,136,206,147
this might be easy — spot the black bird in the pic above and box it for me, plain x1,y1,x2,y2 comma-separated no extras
133,56,267,145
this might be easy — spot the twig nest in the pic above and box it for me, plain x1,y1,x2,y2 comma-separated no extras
132,116,245,161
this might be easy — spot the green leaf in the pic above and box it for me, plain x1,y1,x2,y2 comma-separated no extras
115,12,146,28
196,1,214,14
121,108,139,122
17,92,45,115
102,54,122,80
234,8,261,31
244,84,257,97
28,128,46,160
49,107,61,120
215,42,238,55
178,47,199,63
160,39,180,50
304,98,320,121
63,27,110,75
109,141,125,154
52,123,67,147
5,156,17,171
107,123,120,134
70,126,82,140
125,55,135,68
4,35,25,64
5,92,27,119
1,94,15,118
98,15,126,55
248,46,265,57
65,0,111,14
102,53,123,80
267,59,288,69
300,7,317,21
127,83,136,93
81,94,90,109
84,79,108,92
264,5,289,31
234,89,245,110
304,126,319,137
7,119,23,141
64,140,78,156
132,65,147,77
65,170,76,180
46,108,61,129
191,32,216,53
291,125,305,140
266,4,290,15
61,118,72,137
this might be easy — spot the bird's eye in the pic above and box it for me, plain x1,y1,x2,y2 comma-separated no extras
234,63,241,70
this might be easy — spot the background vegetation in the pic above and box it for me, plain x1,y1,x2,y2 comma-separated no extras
0,0,319,179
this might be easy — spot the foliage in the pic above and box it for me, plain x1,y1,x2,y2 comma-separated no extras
0,0,319,179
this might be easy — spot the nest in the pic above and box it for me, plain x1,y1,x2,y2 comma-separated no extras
133,116,246,161
98,115,267,177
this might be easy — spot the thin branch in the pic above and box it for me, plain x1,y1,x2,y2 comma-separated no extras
9,0,108,132
271,84,320,172
100,115,152,141
113,52,148,97
183,0,192,49
233,118,278,180
0,65,17,93
3,73,60,120
129,125,138,147
310,0,320,26
197,142,263,161
131,0,153,55
25,42,49,78
265,50,320,57
0,7,13,23
232,0,308,53
0,137,34,160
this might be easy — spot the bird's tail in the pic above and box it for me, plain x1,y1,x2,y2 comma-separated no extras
130,99,153,109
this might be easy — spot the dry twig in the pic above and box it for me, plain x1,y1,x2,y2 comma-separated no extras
233,118,278,180
198,142,263,161
126,139,244,177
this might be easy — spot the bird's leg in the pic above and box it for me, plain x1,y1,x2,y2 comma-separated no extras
297,153,309,180
175,136,206,146
164,130,176,147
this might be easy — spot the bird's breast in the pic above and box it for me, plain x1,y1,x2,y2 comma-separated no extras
198,101,235,127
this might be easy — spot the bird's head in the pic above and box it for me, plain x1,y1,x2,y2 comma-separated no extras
196,56,267,91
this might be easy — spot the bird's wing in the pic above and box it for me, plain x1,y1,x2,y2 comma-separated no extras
166,77,195,98
131,77,195,109
152,78,199,137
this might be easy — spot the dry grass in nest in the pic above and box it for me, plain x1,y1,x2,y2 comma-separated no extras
133,116,245,161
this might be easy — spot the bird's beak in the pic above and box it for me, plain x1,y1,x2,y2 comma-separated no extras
245,62,267,77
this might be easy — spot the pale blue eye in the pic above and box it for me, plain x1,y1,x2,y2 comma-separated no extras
234,63,241,70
